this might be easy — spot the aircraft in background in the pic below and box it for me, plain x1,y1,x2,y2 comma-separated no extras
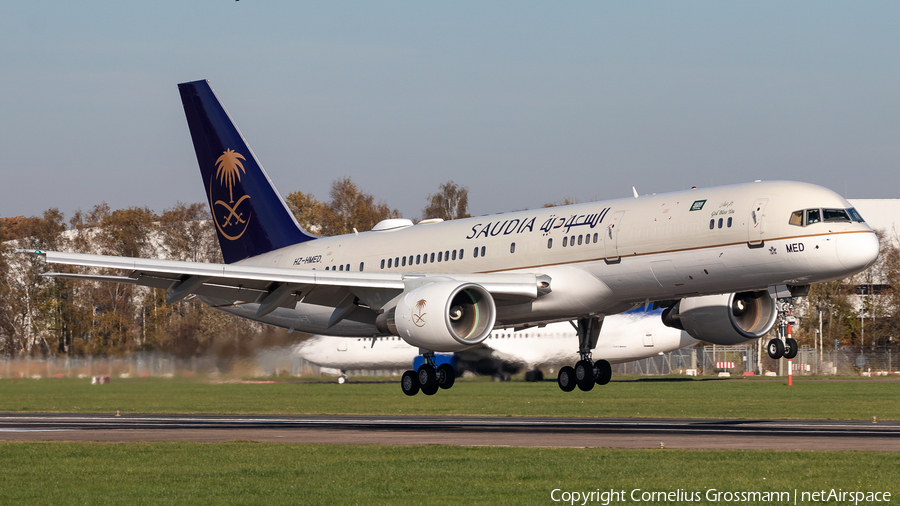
27,80,879,397
296,308,701,389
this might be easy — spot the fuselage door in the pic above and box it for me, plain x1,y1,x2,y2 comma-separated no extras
748,199,768,247
604,211,625,263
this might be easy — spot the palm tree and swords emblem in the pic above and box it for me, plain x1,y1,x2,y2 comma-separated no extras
412,299,427,327
210,149,252,241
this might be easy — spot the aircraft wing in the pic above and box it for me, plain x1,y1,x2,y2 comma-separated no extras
23,250,549,317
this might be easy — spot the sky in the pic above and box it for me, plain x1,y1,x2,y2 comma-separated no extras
2,1,899,223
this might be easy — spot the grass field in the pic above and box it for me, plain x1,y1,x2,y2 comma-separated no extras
1,375,897,420
0,442,897,505
2,376,898,505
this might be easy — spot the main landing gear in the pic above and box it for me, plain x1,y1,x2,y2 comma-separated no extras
401,352,456,396
766,296,798,360
557,316,613,393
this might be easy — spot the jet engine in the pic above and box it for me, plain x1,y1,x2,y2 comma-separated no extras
376,281,496,352
661,291,776,345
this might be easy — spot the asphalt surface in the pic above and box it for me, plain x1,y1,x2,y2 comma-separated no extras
1,413,898,450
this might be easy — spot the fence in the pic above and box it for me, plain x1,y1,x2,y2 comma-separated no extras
0,349,321,380
2,345,897,380
611,344,899,377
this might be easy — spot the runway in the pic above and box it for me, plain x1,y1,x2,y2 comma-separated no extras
1,413,898,450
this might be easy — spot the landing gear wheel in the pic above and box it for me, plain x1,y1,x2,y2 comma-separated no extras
437,363,456,390
417,364,436,389
337,375,347,384
575,360,595,391
783,338,798,359
525,369,544,382
767,339,784,360
594,360,612,385
421,383,439,395
558,366,577,392
401,370,420,396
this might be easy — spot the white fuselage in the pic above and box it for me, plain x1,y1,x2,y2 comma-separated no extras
209,180,878,336
296,313,700,371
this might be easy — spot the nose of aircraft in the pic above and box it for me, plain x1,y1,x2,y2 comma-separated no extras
836,232,880,273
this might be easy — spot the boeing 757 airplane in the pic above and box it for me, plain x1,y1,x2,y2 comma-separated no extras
24,80,879,396
297,309,700,389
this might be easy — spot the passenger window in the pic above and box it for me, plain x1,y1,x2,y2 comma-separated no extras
718,218,723,229
563,237,568,247
458,249,464,260
592,233,598,243
452,250,457,261
438,251,442,262
473,247,479,258
709,219,715,230
387,258,392,268
510,243,516,254
727,217,732,228
547,238,553,249
577,235,583,245
430,252,435,262
823,209,851,223
380,259,385,269
848,208,865,222
346,264,350,271
339,265,343,271
789,211,803,226
445,250,449,261
806,209,821,225
570,235,575,246
360,262,365,272
395,257,399,267
416,254,420,265
401,257,406,267
480,246,485,257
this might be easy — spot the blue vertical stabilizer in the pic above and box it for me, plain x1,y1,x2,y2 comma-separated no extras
178,80,316,263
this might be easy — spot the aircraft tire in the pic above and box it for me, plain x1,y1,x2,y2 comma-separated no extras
767,339,784,360
417,364,437,388
574,359,595,390
783,338,798,359
421,383,439,395
595,360,612,385
401,370,420,396
558,366,577,392
437,363,456,389
337,375,346,385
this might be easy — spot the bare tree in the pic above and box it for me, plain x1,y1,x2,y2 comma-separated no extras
422,181,471,221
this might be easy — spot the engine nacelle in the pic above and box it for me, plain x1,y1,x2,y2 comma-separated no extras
376,281,496,352
661,291,777,345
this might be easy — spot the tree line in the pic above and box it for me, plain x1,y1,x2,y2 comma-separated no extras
1,178,898,359
0,179,470,358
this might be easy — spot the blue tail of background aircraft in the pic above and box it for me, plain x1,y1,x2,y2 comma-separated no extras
178,80,316,264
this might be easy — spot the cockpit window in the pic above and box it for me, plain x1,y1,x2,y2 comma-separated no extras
790,207,861,227
823,208,852,223
806,209,821,225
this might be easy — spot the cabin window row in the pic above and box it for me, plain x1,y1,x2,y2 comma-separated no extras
546,233,599,249
380,247,487,269
709,217,733,230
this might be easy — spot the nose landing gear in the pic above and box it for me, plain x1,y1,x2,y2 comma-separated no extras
766,296,798,360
